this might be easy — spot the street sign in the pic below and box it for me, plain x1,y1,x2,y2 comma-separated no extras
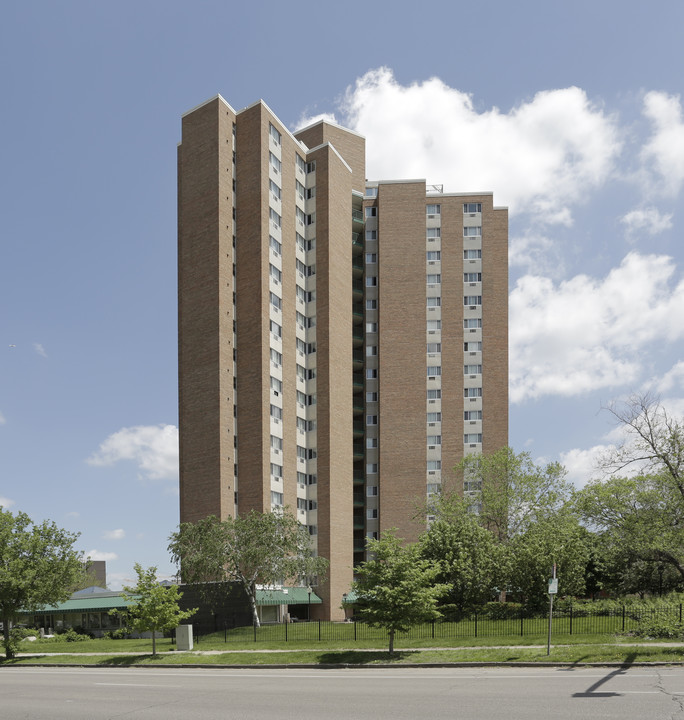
548,578,558,594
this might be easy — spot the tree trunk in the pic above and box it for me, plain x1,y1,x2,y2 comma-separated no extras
247,587,260,628
388,629,395,655
2,615,12,660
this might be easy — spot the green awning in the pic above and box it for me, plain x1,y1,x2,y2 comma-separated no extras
342,589,359,604
256,587,322,606
28,593,139,615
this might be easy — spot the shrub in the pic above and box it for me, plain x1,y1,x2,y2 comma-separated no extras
60,628,92,642
629,617,684,640
103,628,128,640
480,602,524,620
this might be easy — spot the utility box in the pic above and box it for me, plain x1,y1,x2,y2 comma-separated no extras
176,624,193,651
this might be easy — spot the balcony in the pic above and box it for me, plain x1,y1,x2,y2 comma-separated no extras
352,209,364,226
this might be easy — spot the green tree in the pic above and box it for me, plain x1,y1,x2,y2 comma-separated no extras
0,508,85,659
168,509,328,628
112,564,196,656
352,530,450,654
419,497,507,615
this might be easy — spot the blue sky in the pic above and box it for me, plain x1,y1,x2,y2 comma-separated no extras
2,1,684,589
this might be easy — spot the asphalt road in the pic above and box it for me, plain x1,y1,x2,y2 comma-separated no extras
1,666,683,719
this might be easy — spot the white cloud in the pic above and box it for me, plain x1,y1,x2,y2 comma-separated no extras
621,206,673,237
103,528,125,541
510,252,684,402
559,446,613,488
0,495,15,508
87,424,179,481
641,91,684,196
86,549,118,562
302,68,622,223
33,343,47,358
509,233,560,275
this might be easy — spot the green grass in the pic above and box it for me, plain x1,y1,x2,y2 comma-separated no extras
4,643,684,667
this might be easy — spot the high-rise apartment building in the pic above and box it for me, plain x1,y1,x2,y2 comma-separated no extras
178,95,508,620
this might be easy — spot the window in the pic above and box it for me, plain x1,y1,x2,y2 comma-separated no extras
366,415,378,425
427,435,442,445
306,213,315,225
296,180,306,201
427,274,441,285
297,472,307,486
464,433,483,444
427,460,442,471
366,322,377,333
367,485,379,496
427,366,441,377
427,343,441,354
427,389,441,400
296,364,306,381
365,253,377,263
308,500,317,511
270,292,281,310
427,320,441,331
296,259,307,276
464,249,482,259
366,392,378,402
427,297,441,307
271,491,284,506
366,229,377,240
464,318,482,329
427,483,441,494
306,161,316,173
297,445,307,460
366,438,378,448
464,365,482,375
269,208,281,228
464,273,482,282
270,377,282,394
269,179,281,200
296,338,307,355
366,346,377,357
427,227,441,238
296,311,306,329
427,412,442,422
426,204,441,215
366,276,377,287
270,463,283,479
465,387,483,397
464,341,482,351
365,187,378,197
297,498,307,511
464,226,482,236
270,404,282,420
366,299,377,310
365,207,377,217
308,525,317,536
297,390,307,406
306,187,316,199
366,368,377,379
296,155,306,173
269,123,281,145
464,479,482,492
464,202,482,213
307,474,317,485
270,319,281,337
465,410,483,420
269,235,281,255
427,251,441,261
296,232,306,251
269,152,281,173
464,296,482,306
367,508,378,519
269,264,282,283
270,349,282,365
366,463,378,474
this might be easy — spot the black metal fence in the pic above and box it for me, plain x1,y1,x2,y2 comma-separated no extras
189,604,684,644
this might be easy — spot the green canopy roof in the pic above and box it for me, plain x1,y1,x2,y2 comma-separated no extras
29,592,139,615
256,587,322,606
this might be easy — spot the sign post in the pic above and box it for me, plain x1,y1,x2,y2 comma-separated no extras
547,564,558,656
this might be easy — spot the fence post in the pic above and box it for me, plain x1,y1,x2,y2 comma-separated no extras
432,620,435,640
254,621,257,643
569,605,573,636
622,605,626,633
285,620,288,642
475,611,478,638
354,621,357,642
521,606,524,637
319,619,321,642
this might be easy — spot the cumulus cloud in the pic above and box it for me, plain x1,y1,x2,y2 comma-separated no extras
86,549,118,562
641,91,684,196
560,446,613,488
510,252,684,402
509,233,561,275
87,424,179,481
103,528,125,541
621,206,673,237
33,343,47,358
300,68,622,223
0,495,15,508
